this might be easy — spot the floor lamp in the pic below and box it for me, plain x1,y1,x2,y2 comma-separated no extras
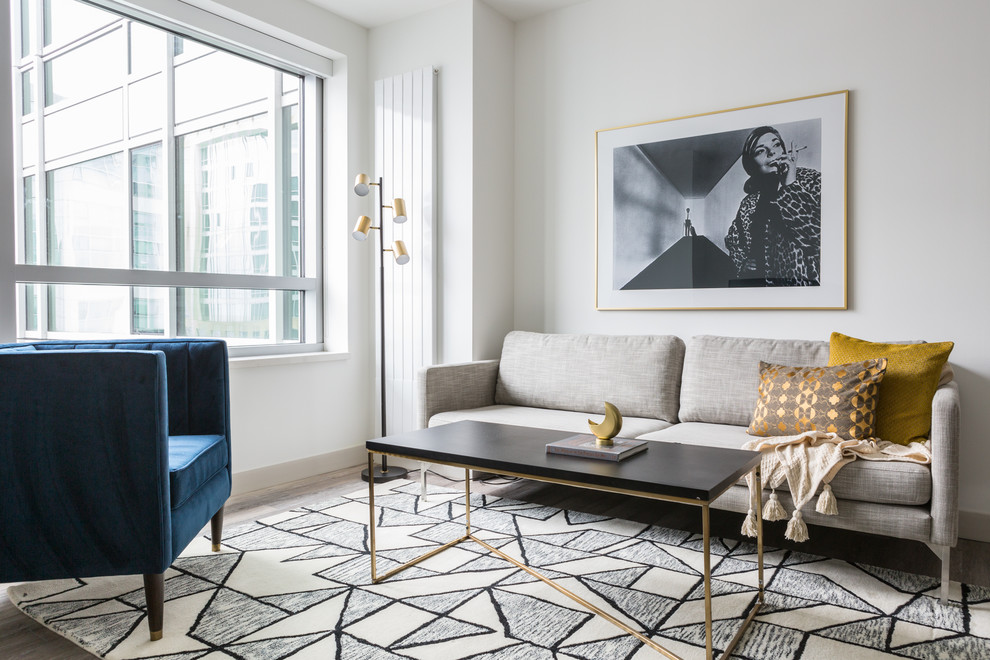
353,173,410,483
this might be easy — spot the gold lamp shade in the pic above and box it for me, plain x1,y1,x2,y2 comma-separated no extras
352,215,372,240
353,173,371,196
392,240,410,265
392,198,407,223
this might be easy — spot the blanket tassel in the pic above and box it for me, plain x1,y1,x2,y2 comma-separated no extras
763,491,788,522
741,508,759,537
785,510,809,542
816,483,838,515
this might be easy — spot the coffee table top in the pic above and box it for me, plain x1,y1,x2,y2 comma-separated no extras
367,420,760,502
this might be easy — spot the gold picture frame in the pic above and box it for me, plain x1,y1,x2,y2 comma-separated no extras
596,90,848,310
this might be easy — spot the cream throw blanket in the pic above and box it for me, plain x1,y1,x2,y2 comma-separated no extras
740,431,931,542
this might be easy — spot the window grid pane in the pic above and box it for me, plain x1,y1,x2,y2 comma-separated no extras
14,0,316,350
46,153,127,268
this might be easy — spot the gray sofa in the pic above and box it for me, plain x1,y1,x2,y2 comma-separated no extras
416,331,960,601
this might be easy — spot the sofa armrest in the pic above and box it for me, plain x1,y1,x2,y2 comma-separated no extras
929,380,960,547
415,360,499,429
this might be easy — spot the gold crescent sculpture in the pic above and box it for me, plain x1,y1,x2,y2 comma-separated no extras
588,401,623,447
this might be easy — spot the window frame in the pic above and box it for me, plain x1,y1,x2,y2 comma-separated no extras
10,0,331,357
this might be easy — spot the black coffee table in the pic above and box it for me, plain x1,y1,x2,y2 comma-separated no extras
366,420,764,659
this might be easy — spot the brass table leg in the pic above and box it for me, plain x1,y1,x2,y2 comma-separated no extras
368,452,377,581
722,468,765,658
702,504,713,659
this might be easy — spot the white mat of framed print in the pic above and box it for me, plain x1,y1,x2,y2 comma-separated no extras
596,90,847,310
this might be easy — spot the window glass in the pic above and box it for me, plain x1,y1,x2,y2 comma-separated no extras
44,0,116,48
173,35,211,60
21,69,34,115
177,288,301,343
174,49,270,124
283,103,301,277
14,0,321,351
46,153,127,268
128,73,163,137
23,176,39,265
44,89,123,160
281,72,298,94
45,28,124,106
21,120,37,168
177,114,279,276
129,21,164,77
20,283,41,332
20,0,36,58
132,286,166,334
132,143,165,270
45,283,132,333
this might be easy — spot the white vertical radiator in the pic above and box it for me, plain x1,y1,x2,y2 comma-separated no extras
376,67,437,436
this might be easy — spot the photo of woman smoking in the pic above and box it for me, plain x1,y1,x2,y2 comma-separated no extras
724,126,822,287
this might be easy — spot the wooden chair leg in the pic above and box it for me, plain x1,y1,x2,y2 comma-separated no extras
211,506,224,552
143,573,164,641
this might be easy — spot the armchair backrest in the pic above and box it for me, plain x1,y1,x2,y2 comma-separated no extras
12,339,230,438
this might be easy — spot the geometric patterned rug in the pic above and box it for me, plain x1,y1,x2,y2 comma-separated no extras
8,480,990,659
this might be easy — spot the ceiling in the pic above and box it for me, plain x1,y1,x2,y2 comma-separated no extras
303,0,588,28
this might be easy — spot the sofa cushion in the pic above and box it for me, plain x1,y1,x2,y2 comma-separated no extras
494,331,685,422
169,434,228,509
429,405,673,438
679,335,829,425
640,422,931,506
748,359,887,439
828,333,954,446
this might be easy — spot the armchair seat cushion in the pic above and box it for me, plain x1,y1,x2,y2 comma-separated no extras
169,435,228,509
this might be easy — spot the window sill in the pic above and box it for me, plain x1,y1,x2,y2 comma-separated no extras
230,350,349,369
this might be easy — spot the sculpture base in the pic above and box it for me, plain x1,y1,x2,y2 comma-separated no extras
362,464,409,483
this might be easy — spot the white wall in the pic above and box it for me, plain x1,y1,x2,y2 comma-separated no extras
514,0,990,536
370,0,515,363
371,1,474,363
470,2,515,359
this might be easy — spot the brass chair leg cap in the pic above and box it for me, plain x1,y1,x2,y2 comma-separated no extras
212,543,221,552
150,630,163,641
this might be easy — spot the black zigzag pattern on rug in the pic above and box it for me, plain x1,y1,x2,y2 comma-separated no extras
9,480,990,659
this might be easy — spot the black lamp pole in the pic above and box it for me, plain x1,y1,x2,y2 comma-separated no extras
362,176,408,483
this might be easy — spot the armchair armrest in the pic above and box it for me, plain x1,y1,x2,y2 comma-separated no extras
0,350,172,581
929,380,960,547
415,360,499,429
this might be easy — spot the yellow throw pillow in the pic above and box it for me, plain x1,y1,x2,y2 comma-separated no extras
828,332,954,446
748,359,887,439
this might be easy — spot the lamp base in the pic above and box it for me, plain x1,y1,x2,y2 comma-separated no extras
362,464,409,483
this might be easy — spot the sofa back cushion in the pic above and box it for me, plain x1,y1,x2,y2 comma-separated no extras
680,335,829,425
494,331,685,422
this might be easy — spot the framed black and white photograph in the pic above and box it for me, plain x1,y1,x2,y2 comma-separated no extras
596,91,847,310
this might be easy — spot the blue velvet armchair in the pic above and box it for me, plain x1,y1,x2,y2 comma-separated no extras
0,338,231,641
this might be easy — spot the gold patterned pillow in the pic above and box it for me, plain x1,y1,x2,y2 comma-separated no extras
828,332,954,445
748,359,888,439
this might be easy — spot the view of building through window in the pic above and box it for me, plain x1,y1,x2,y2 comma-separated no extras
12,0,315,348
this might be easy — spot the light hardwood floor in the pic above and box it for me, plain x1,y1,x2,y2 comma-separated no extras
3,465,988,659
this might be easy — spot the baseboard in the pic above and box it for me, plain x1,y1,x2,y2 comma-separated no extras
959,510,990,543
231,444,367,496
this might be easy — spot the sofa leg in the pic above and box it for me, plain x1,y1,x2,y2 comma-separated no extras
925,543,951,604
143,573,164,641
420,462,429,501
211,506,224,552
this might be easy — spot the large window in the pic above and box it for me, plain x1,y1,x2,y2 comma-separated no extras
11,0,325,355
